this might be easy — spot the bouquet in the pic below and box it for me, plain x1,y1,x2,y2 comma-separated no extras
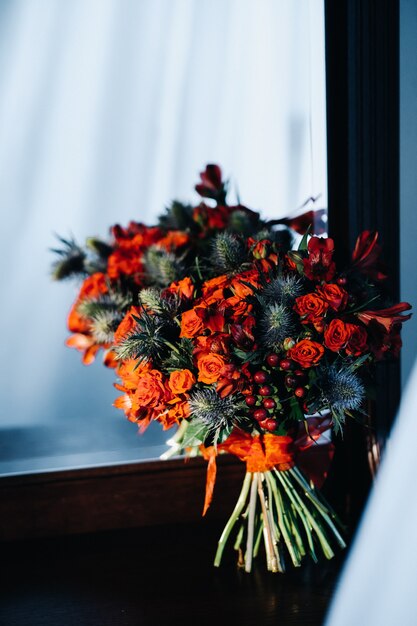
53,164,411,573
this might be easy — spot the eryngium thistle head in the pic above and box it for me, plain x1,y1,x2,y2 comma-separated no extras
144,246,183,287
211,232,246,274
139,287,178,316
188,388,239,433
89,309,123,343
260,303,293,349
263,275,304,304
51,237,86,280
319,366,365,412
114,313,167,362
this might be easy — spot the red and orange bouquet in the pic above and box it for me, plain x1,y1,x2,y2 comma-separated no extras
53,165,411,573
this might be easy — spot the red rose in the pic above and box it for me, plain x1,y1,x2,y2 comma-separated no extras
346,323,368,356
288,339,324,368
294,294,328,331
324,319,351,352
316,283,348,311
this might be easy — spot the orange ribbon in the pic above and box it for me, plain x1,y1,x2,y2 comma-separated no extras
200,432,295,515
200,418,333,516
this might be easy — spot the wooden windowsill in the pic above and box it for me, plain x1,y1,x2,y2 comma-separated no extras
0,455,245,542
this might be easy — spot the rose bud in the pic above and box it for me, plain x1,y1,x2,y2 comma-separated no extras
283,338,295,351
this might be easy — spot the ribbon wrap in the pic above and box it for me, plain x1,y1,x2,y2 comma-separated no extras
200,416,333,516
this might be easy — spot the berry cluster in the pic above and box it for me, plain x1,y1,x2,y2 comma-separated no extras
245,353,310,432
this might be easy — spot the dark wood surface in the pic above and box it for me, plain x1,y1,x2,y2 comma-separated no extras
0,522,343,626
0,456,245,541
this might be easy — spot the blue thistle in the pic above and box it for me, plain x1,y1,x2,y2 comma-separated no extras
263,275,304,304
260,303,293,349
319,366,365,414
188,388,240,434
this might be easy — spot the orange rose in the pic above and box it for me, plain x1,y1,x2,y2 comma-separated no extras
288,339,324,368
197,353,226,384
294,294,328,330
316,283,348,311
324,319,351,352
180,308,205,338
168,369,196,394
134,370,167,408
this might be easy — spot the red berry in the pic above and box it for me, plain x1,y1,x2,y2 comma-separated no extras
245,395,257,407
264,419,278,431
258,385,272,396
254,408,267,421
285,375,297,388
294,387,306,398
254,370,268,384
337,276,347,286
263,398,276,409
280,359,292,370
266,353,280,367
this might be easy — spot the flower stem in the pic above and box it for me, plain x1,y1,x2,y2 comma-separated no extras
214,472,252,568
266,472,301,567
278,469,335,560
257,474,280,573
244,474,259,572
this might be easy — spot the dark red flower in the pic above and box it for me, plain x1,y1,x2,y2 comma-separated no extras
351,231,388,281
357,302,412,332
303,237,336,282
278,209,327,235
195,164,226,201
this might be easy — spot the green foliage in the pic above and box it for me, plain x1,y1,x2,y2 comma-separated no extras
158,201,195,231
161,338,194,373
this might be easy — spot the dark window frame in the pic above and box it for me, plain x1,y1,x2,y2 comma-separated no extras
0,0,401,541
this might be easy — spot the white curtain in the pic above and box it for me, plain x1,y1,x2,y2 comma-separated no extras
0,1,326,441
326,358,417,626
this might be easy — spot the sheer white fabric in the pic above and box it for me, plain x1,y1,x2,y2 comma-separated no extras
0,1,326,439
326,358,417,626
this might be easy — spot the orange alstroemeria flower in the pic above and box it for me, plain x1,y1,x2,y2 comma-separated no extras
157,231,190,251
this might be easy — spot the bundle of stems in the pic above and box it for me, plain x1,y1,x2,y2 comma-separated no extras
214,468,346,573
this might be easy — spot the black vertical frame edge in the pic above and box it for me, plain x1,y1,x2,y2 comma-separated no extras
324,0,400,526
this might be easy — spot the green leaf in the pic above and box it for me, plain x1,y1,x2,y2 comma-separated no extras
181,419,210,447
297,225,312,251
